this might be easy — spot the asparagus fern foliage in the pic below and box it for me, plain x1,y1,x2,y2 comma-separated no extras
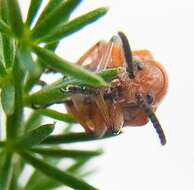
0,0,122,190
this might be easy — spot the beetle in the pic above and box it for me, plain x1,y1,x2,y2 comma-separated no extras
64,32,168,145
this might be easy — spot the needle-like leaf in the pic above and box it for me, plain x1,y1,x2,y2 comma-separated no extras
16,124,54,148
24,77,73,107
1,83,15,115
0,1,16,69
24,158,91,190
40,7,108,42
23,41,59,93
6,0,24,38
36,108,76,123
0,153,13,190
0,1,12,36
24,157,62,190
24,84,68,107
0,59,7,76
31,0,82,40
66,158,90,174
0,0,9,23
25,0,43,27
24,172,60,190
17,45,35,72
97,67,124,81
31,147,103,159
1,35,15,68
0,141,5,148
34,0,67,27
23,111,42,131
43,132,121,144
32,45,106,87
19,151,98,190
0,19,12,36
6,59,24,138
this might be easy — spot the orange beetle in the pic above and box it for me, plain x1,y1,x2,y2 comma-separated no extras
65,32,168,145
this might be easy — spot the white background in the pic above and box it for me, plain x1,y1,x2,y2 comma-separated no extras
18,0,194,190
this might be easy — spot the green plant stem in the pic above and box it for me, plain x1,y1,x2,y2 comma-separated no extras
42,132,121,144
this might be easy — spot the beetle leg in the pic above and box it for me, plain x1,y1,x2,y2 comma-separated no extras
136,94,166,145
104,87,121,103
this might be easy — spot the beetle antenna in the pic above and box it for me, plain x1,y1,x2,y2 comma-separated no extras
118,31,135,78
136,94,166,145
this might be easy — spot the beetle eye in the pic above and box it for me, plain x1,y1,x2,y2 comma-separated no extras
146,94,154,104
133,56,144,71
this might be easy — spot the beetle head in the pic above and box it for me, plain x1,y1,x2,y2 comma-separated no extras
118,32,168,145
